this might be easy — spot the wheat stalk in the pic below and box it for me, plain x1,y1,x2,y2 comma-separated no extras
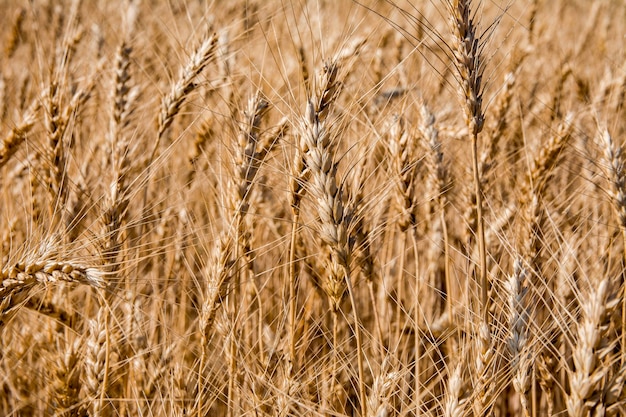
388,114,419,232
448,0,489,342
197,94,277,417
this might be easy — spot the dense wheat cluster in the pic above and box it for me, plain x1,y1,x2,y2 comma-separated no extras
1,0,626,415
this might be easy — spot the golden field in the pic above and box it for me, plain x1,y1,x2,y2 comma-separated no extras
0,0,625,416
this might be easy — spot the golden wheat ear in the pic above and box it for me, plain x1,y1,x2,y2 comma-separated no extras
0,260,105,329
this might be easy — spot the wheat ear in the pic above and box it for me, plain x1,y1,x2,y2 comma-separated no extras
386,113,423,409
367,368,400,417
0,98,39,170
288,135,305,376
599,127,626,366
50,337,82,414
4,8,24,59
140,29,218,238
83,303,112,417
197,94,276,417
0,260,104,328
388,115,419,232
101,39,137,273
444,363,467,417
227,93,271,417
154,30,218,153
300,58,367,415
566,278,620,417
505,259,532,417
420,101,452,327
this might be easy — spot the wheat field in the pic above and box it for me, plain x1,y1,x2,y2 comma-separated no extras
0,0,625,416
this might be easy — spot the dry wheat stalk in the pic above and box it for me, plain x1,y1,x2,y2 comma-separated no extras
42,72,97,228
297,44,310,93
522,194,544,280
227,93,272,416
448,0,489,337
537,350,557,416
523,115,573,199
472,319,495,417
197,94,277,417
420,100,452,328
300,63,350,279
186,117,214,187
230,94,271,218
549,60,572,117
526,0,540,45
217,29,236,118
479,71,516,188
602,361,626,416
299,59,351,410
386,113,424,392
0,73,5,121
299,57,368,415
199,233,234,345
448,0,486,136
421,103,448,206
287,132,307,376
140,28,218,238
351,150,383,353
275,368,301,417
50,338,82,417
144,344,176,401
170,363,192,416
50,337,82,416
